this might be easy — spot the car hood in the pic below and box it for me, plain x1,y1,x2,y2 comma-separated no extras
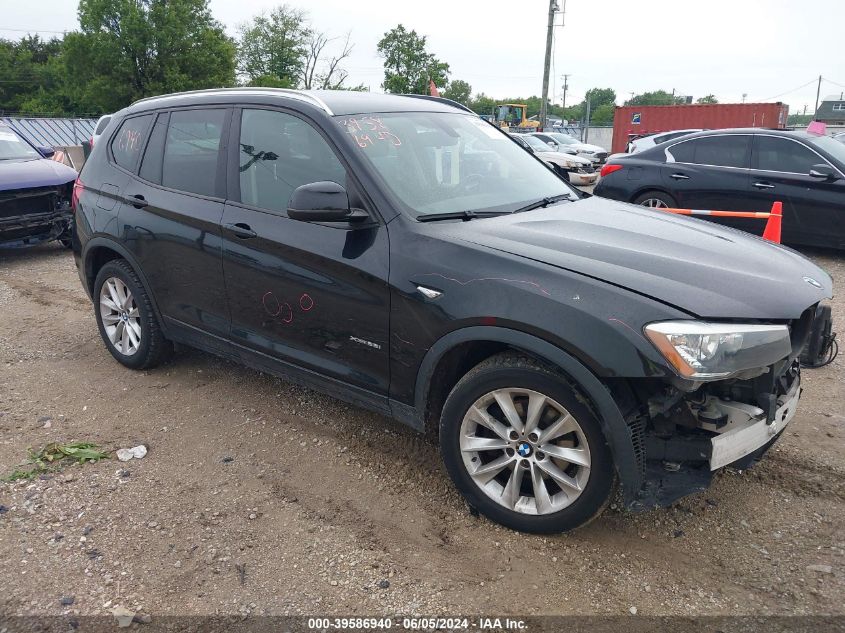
0,158,77,191
573,143,605,153
448,196,832,320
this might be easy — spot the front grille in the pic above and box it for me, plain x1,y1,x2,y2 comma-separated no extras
595,152,608,161
579,165,596,174
0,188,57,220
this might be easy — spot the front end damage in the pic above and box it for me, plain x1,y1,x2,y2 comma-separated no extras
623,306,815,509
0,184,74,248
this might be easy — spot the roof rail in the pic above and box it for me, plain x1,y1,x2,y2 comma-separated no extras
400,94,475,114
131,87,333,115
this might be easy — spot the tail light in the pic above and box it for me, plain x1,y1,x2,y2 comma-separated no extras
89,135,94,148
600,163,623,178
71,177,84,213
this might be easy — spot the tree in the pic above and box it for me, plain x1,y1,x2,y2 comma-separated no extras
588,103,615,125
376,25,449,95
625,90,685,106
696,94,718,104
468,92,496,116
584,87,616,110
64,0,235,113
442,79,471,106
302,31,355,90
237,5,309,88
0,35,73,115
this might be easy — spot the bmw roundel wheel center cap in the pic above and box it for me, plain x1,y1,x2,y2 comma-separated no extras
517,442,533,458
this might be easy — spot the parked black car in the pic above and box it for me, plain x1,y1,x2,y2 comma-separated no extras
0,122,77,248
73,89,831,533
595,128,845,248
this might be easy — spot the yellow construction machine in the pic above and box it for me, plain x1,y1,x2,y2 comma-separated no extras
494,104,540,132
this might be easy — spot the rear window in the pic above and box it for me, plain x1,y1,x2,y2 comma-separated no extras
111,115,153,171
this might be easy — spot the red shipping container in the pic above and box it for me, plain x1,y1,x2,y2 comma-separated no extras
611,103,789,154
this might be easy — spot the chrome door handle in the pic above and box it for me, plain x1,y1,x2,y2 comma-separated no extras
753,182,775,189
670,173,690,180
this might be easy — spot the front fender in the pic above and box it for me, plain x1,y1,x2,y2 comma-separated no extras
410,326,643,503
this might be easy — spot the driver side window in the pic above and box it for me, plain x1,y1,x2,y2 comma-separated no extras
238,109,346,213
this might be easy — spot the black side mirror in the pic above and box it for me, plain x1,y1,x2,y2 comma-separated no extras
38,146,56,158
809,164,838,180
287,181,367,223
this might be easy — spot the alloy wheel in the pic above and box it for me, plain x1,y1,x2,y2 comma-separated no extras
459,388,591,515
641,198,668,208
99,277,141,356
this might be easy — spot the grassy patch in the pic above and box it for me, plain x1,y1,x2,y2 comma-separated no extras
3,442,109,482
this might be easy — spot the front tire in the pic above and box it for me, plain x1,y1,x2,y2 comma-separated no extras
440,354,615,533
93,259,171,370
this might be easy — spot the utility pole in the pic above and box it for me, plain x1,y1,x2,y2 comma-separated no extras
814,75,822,118
742,93,747,103
539,0,558,130
583,96,591,143
561,74,571,109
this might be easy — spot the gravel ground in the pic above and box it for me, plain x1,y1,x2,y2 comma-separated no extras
0,242,843,620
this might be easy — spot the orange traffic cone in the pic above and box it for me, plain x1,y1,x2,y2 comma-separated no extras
762,201,782,244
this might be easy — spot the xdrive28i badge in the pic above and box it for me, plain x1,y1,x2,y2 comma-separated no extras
803,276,823,289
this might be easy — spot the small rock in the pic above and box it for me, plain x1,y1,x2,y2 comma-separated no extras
25,548,34,554
38,415,52,423
248,513,257,520
330,580,338,586
222,456,234,463
174,560,182,568
59,596,75,606
378,579,390,589
673,529,684,538
83,525,94,536
116,445,147,462
147,521,158,529
807,564,833,574
63,473,74,483
629,606,638,615
134,613,152,624
112,605,135,628
740,519,750,528
43,420,52,429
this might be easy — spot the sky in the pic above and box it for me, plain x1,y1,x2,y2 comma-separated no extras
2,0,844,113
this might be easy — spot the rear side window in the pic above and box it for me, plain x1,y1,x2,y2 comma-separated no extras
755,136,821,174
668,135,749,168
111,115,153,171
139,114,168,184
162,109,226,197
238,109,346,213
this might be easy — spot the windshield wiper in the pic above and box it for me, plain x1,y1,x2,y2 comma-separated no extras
417,209,510,223
512,193,573,214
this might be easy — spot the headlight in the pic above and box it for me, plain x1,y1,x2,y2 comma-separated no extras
644,321,791,380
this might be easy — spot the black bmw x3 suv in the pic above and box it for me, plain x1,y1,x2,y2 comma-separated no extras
73,89,832,533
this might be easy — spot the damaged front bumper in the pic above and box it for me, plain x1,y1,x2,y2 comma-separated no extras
0,206,72,248
629,360,801,510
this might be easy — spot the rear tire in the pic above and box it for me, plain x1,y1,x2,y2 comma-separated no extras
440,354,615,533
93,259,172,370
633,190,677,209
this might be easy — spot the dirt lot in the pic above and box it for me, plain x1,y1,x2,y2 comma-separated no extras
1,242,843,619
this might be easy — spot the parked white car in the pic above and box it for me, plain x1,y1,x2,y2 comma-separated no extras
529,131,609,165
510,133,598,186
626,129,703,154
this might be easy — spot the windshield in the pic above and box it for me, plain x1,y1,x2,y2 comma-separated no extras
0,126,40,160
808,134,845,166
337,112,577,216
548,133,580,145
522,134,550,151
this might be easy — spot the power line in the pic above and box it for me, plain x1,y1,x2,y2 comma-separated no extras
753,78,819,102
